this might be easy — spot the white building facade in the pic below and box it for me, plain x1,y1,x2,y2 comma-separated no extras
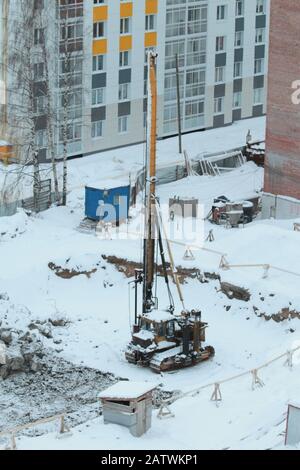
0,0,270,162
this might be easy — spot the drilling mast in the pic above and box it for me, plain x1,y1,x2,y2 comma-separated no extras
142,52,158,313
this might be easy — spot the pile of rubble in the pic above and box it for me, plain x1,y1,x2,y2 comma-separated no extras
0,316,69,380
0,326,45,379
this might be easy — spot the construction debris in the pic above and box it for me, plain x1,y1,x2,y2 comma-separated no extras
220,282,251,302
253,306,300,323
0,327,45,379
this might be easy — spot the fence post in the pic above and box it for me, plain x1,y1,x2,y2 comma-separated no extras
284,350,293,369
251,369,264,390
210,383,222,406
11,434,17,450
59,415,65,434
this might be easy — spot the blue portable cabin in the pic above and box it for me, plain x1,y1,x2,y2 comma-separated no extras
85,181,131,225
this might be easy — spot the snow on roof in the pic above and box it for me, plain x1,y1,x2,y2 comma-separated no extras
86,179,130,190
98,381,157,400
133,329,155,341
145,309,176,322
0,140,10,146
288,402,300,409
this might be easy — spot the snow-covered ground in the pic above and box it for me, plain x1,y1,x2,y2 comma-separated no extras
0,116,265,203
1,116,300,450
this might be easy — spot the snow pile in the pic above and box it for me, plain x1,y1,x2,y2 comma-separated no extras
0,210,29,241
158,161,263,214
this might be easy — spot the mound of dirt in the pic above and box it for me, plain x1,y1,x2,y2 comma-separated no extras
101,255,214,284
48,262,97,279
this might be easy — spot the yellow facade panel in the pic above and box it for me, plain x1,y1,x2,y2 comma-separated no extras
93,39,108,55
145,32,157,47
120,35,133,51
145,0,158,15
120,2,133,18
93,5,108,22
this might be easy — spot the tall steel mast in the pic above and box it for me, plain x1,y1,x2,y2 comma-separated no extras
142,52,158,314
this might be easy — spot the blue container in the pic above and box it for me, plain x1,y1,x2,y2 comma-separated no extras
85,184,130,224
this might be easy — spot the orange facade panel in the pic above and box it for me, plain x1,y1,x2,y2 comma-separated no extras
93,5,108,22
120,35,132,51
146,0,158,15
0,145,14,164
145,32,157,47
120,2,133,18
93,39,108,55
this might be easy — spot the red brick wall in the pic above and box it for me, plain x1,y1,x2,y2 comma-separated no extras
264,0,300,199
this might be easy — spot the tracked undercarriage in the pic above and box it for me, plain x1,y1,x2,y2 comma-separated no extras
125,309,215,373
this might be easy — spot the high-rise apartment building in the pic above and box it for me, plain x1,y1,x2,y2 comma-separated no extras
0,0,270,162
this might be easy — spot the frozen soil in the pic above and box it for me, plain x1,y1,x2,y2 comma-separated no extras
0,353,120,436
0,351,175,441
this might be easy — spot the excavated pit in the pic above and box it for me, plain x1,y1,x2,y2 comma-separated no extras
0,353,120,439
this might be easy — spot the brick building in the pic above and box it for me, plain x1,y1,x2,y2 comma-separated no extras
264,0,300,200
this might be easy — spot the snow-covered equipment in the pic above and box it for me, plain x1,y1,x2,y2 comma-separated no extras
245,138,265,167
210,195,255,227
125,52,214,373
285,403,300,447
99,382,156,437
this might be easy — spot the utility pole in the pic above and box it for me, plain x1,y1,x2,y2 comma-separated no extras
175,54,182,155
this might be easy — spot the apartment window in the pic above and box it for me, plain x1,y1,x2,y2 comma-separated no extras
34,63,44,81
233,91,242,109
234,61,243,78
217,5,227,21
118,83,130,101
235,31,243,48
92,88,105,106
165,40,185,69
185,69,205,98
145,15,156,31
61,22,83,41
34,28,44,45
214,97,224,114
187,5,208,35
120,18,130,35
33,96,46,114
93,55,105,72
254,58,264,75
35,129,47,148
93,22,105,38
216,36,226,52
91,121,103,138
59,123,82,142
187,37,206,66
119,51,130,67
255,28,265,44
215,66,225,83
256,0,266,14
166,7,186,38
235,0,244,17
254,87,264,104
118,115,129,133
